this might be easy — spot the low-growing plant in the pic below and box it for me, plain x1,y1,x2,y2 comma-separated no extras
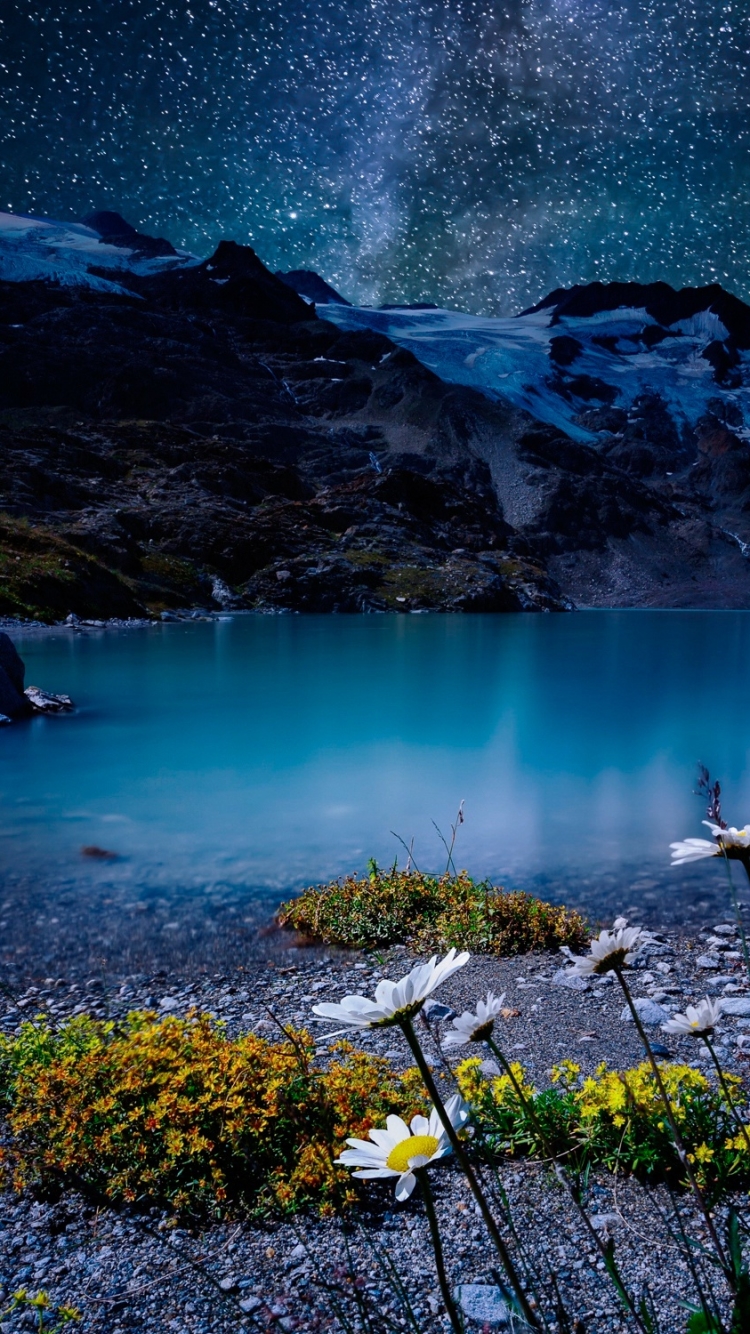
278,867,587,954
456,1055,750,1201
0,1012,424,1218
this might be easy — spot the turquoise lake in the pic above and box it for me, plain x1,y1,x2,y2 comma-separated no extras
2,611,749,927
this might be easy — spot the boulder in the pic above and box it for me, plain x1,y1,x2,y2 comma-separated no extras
0,632,25,694
0,664,31,719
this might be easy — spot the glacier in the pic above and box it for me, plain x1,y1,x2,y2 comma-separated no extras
0,211,199,293
317,299,750,444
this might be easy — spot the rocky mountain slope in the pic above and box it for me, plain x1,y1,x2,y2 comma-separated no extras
315,280,750,608
2,209,750,616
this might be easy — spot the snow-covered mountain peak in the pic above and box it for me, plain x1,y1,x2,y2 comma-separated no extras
0,210,199,293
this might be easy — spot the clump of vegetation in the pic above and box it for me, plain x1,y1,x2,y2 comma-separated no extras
457,1055,750,1201
278,867,587,954
0,1013,424,1218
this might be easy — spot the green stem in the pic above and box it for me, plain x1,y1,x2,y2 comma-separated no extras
417,1169,464,1334
615,968,731,1283
703,1033,750,1154
399,1018,543,1331
486,1036,646,1332
721,852,750,987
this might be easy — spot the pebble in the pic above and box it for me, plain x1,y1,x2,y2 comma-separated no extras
720,997,750,1016
553,968,589,991
455,1284,511,1326
620,998,669,1025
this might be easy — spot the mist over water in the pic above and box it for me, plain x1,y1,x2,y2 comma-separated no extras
0,611,748,926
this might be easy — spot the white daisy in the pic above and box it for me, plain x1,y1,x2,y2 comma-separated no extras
312,948,470,1029
569,926,642,977
670,821,750,867
670,838,720,866
442,991,506,1048
663,998,722,1038
336,1095,470,1201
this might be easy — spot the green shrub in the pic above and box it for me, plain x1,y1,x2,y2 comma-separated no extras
0,1012,425,1218
278,868,588,954
457,1056,750,1202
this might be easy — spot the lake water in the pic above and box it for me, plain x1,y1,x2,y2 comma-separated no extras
2,611,750,942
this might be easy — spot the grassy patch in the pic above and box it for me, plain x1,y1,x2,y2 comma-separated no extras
0,513,141,621
278,869,587,954
0,1013,424,1219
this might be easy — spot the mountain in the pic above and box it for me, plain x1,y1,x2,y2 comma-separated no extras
276,269,350,305
2,210,750,616
0,210,198,293
0,212,565,619
319,281,750,607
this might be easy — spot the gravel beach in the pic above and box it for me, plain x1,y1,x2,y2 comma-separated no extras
1,919,749,1332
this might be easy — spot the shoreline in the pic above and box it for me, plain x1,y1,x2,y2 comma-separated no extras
1,931,748,1332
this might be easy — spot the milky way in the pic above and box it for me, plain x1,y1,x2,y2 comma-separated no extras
1,0,749,313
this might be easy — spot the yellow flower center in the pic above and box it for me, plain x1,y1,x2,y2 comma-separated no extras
386,1134,440,1172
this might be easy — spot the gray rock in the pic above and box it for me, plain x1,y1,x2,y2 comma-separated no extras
720,998,750,1017
24,686,74,713
553,968,589,992
620,998,669,1026
696,955,721,969
589,1212,619,1231
422,999,456,1022
714,924,737,936
0,632,25,694
239,1296,262,1314
455,1284,511,1326
0,664,30,720
218,1275,237,1292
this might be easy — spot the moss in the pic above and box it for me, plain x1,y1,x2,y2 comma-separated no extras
0,513,142,621
279,868,588,955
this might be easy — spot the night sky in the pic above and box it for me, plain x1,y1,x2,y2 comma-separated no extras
1,0,749,314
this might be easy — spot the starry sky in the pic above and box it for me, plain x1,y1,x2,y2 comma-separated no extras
1,0,749,314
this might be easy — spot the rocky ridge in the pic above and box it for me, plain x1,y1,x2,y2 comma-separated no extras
3,211,750,614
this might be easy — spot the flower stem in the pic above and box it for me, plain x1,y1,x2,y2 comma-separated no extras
703,1033,750,1154
399,1018,542,1331
615,968,731,1282
416,1169,464,1334
485,1036,647,1332
721,852,750,986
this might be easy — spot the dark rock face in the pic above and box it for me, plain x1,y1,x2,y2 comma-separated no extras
81,210,178,259
524,280,750,349
3,230,750,615
276,269,351,306
0,241,568,617
0,665,29,719
0,631,25,694
0,634,30,718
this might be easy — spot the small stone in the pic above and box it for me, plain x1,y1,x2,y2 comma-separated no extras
218,1276,237,1292
553,968,589,992
289,1243,306,1261
455,1284,511,1326
589,1213,619,1231
239,1297,262,1315
696,955,721,969
480,1059,501,1077
620,998,669,1026
713,924,737,936
721,998,750,1017
422,1000,455,1022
